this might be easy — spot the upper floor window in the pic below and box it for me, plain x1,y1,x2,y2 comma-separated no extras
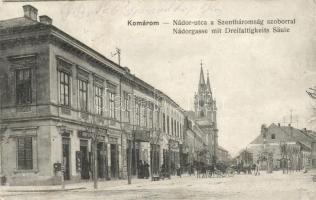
271,134,276,139
17,137,33,170
174,120,177,136
149,105,153,128
163,113,166,133
171,118,174,135
16,68,32,105
78,79,88,112
167,116,170,134
123,92,131,122
109,91,116,119
94,85,103,115
177,121,179,137
135,99,141,126
59,71,71,107
142,103,147,127
180,124,182,139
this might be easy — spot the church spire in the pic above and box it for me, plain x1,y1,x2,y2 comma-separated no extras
206,70,212,92
198,60,206,93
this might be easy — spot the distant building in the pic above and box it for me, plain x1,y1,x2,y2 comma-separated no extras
247,123,316,170
217,146,229,164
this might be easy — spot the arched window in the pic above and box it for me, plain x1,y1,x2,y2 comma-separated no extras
271,134,276,139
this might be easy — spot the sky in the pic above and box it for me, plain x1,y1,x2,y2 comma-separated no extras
0,0,316,156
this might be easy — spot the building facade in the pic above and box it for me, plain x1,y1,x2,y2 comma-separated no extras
0,5,185,185
247,123,316,171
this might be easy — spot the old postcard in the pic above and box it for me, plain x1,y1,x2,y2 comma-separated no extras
0,0,315,199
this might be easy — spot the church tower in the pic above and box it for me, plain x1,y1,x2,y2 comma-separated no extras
194,63,217,125
193,61,218,164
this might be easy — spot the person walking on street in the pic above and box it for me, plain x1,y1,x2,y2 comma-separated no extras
255,161,260,176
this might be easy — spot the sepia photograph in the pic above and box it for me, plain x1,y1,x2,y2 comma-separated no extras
0,0,315,199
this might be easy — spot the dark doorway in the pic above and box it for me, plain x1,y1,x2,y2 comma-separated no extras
134,148,140,176
62,138,71,180
110,144,118,178
80,140,90,179
97,142,107,179
151,144,160,175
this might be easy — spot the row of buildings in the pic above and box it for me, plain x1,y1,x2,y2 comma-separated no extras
237,123,316,171
0,5,228,185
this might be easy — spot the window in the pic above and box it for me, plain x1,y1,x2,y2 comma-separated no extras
109,91,115,119
143,103,147,127
149,105,153,128
94,85,103,115
174,120,177,136
177,121,179,137
78,80,88,112
180,124,182,139
17,137,33,170
155,106,160,129
271,134,276,139
171,118,174,135
16,68,32,105
163,113,166,133
167,116,170,134
123,92,130,122
59,71,71,107
135,100,141,125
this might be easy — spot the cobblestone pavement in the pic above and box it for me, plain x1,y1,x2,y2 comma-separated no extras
1,171,316,200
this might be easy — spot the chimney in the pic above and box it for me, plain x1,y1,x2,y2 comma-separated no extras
23,5,38,21
278,123,280,127
39,15,52,25
124,67,130,73
288,124,291,127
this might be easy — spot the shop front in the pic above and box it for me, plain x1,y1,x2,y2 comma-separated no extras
169,139,180,175
133,130,150,178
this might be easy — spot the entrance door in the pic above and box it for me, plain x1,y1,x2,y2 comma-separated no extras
62,138,71,180
110,144,118,178
80,140,90,179
97,142,107,179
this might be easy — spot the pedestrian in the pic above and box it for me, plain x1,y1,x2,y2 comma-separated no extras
144,161,150,179
176,164,181,177
138,160,144,179
255,161,260,176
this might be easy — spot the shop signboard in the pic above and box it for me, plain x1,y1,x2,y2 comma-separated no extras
133,130,150,142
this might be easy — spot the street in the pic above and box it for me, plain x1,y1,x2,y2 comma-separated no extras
1,171,315,200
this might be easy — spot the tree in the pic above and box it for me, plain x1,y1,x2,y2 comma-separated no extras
307,86,316,128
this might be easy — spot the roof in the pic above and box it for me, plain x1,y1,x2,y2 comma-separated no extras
250,123,315,146
0,17,38,29
185,111,196,119
217,145,228,152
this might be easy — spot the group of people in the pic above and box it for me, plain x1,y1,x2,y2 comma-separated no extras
137,160,150,179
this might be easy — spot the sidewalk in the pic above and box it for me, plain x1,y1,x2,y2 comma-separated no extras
0,175,185,193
